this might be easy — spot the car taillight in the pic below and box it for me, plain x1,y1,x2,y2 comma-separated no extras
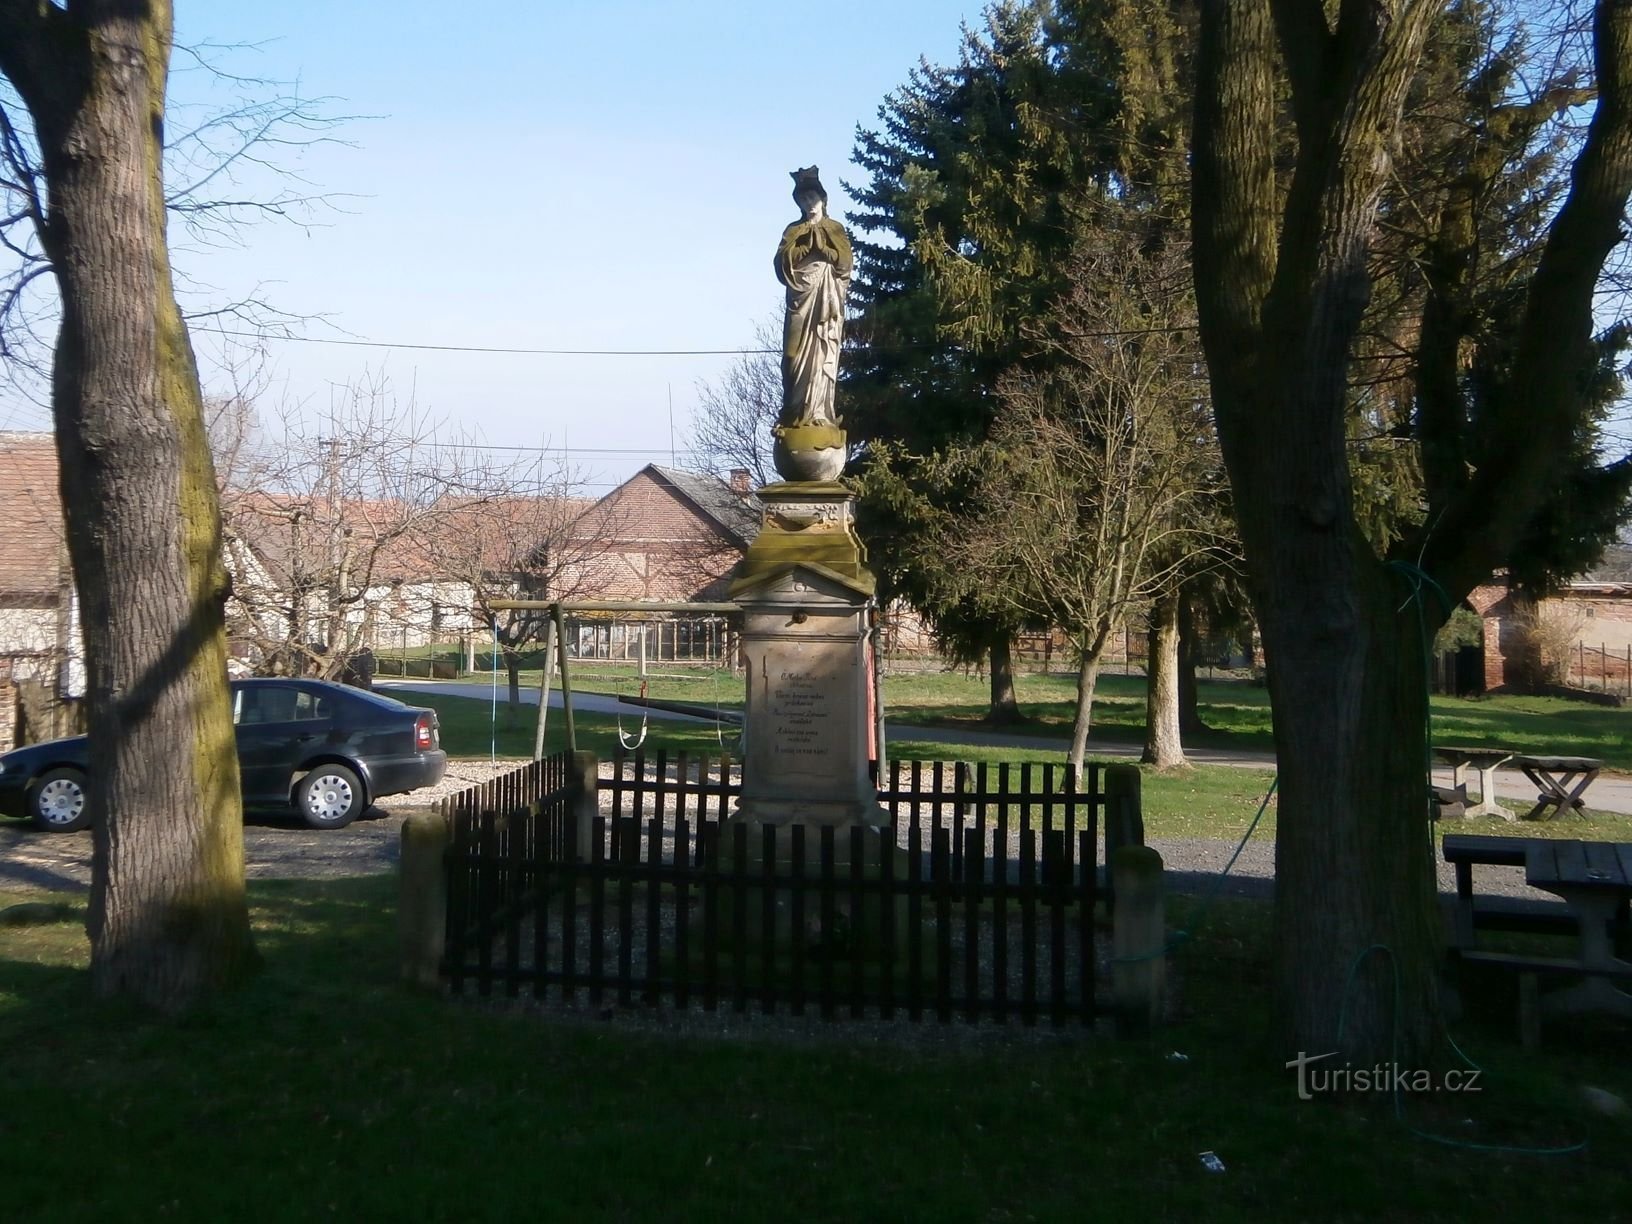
415,714,434,750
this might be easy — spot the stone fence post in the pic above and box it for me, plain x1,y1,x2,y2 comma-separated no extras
1111,843,1167,1036
1102,763,1144,912
398,810,450,991
572,750,599,862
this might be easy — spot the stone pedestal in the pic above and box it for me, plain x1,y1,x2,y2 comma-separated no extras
728,482,885,829
718,482,897,959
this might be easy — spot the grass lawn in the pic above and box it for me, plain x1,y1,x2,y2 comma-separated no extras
419,690,1288,840
472,664,1632,771
416,691,1632,844
1,877,1627,1221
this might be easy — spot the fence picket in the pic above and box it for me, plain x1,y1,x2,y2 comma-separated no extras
732,822,749,1014
849,826,865,1019
1020,826,1037,1026
1078,828,1096,1021
879,827,897,1022
791,825,807,1017
589,816,606,1008
675,816,692,1009
963,827,982,1023
933,827,951,1023
644,816,661,1006
761,823,777,1016
703,822,719,1012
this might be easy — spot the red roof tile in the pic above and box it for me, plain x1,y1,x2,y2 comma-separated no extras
0,433,65,599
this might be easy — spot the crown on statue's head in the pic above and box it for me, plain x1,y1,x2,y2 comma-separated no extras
790,166,827,205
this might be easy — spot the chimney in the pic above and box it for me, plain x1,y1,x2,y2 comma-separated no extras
729,468,752,497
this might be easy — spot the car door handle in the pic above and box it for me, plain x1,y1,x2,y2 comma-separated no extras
296,732,317,742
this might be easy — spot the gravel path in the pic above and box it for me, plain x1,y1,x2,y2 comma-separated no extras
0,759,521,893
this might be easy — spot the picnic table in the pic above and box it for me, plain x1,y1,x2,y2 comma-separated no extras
1442,833,1632,1023
1433,746,1514,819
1524,838,1632,1018
1509,755,1603,822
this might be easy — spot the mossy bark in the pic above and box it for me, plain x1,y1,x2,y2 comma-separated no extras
3,0,256,1010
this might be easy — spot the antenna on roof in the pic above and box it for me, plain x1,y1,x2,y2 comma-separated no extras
668,384,676,467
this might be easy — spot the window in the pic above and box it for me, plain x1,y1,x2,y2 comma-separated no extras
235,686,331,725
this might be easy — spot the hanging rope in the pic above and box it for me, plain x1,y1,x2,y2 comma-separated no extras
617,677,650,750
490,618,500,764
712,667,743,753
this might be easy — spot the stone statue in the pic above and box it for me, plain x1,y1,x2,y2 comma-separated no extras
773,166,852,481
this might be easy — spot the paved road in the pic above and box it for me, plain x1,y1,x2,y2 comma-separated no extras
379,679,1632,817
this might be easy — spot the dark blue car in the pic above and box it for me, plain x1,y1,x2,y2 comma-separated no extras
0,678,447,833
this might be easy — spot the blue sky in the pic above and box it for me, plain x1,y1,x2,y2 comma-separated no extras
7,1,983,493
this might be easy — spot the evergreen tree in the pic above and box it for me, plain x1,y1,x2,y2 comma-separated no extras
844,0,1193,719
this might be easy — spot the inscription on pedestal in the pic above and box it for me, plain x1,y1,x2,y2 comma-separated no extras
770,668,839,766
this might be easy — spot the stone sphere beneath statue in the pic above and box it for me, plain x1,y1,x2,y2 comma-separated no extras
773,438,846,482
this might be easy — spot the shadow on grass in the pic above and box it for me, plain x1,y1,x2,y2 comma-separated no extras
0,879,1629,1220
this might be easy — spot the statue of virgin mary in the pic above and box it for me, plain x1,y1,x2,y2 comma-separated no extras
774,167,852,461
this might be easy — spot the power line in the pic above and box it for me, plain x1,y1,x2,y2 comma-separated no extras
396,441,704,456
205,324,1210,357
209,329,778,357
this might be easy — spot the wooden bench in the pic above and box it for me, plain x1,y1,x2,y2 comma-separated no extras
1439,834,1614,942
1508,755,1602,821
1455,949,1632,979
1454,949,1632,1047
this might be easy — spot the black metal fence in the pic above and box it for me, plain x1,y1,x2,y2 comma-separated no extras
439,750,1106,1024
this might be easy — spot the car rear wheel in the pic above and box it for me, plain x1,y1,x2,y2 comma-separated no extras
29,767,91,833
296,764,363,830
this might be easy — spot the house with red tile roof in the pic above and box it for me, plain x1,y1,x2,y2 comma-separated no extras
0,435,761,685
0,432,81,695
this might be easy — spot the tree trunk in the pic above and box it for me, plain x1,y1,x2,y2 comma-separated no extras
1193,0,1440,1062
1177,591,1208,735
1260,559,1443,1064
7,1,256,1009
987,638,1021,724
1066,643,1105,787
1142,590,1187,768
505,649,524,729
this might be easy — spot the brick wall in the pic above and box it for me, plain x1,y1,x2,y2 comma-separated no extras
1468,582,1514,690
1468,578,1632,692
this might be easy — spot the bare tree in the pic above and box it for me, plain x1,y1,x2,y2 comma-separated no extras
689,318,779,487
213,376,531,683
932,225,1229,783
2,39,349,405
420,456,607,723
